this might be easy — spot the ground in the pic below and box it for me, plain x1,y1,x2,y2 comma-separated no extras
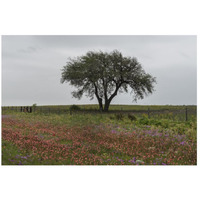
1,106,197,165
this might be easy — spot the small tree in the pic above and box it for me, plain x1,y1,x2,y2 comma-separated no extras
61,50,156,112
32,103,37,112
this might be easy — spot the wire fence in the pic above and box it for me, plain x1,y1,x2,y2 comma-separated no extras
2,106,197,122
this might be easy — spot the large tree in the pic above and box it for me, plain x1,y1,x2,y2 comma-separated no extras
61,50,156,112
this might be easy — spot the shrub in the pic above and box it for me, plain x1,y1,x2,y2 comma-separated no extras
154,120,162,126
32,103,37,112
115,113,124,121
69,105,81,111
109,115,115,120
138,117,150,125
128,113,137,121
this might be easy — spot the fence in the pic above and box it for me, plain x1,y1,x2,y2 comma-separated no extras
2,106,197,122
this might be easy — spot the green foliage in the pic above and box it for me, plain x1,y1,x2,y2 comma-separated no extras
32,103,37,112
128,113,137,121
69,104,81,111
115,113,124,121
32,103,37,107
138,115,149,125
172,124,187,135
109,115,115,120
61,50,156,111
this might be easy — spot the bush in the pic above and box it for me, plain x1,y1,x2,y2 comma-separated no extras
109,115,115,120
115,113,124,121
128,113,137,121
138,116,150,125
69,105,81,111
32,103,37,112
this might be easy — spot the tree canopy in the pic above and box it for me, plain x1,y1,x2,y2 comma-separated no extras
61,50,156,111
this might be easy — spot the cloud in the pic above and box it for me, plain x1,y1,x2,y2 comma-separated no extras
18,46,39,53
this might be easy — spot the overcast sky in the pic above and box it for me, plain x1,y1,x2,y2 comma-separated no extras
1,35,197,106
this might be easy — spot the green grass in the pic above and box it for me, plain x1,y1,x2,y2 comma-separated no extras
2,104,196,123
2,109,197,138
2,104,197,111
1,140,36,165
2,104,197,165
2,140,72,165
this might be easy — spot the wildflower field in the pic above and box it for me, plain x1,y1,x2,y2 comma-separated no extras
1,106,197,165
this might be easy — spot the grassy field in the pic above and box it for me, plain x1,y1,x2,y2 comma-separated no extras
1,105,197,165
2,104,197,110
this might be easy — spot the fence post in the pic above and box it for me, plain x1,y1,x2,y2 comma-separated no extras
185,107,188,121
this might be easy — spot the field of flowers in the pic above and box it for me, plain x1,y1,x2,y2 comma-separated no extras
1,111,197,165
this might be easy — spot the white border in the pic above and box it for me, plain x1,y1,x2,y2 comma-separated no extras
0,0,199,200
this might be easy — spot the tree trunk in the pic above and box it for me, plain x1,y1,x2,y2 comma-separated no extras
96,94,103,111
103,99,111,112
93,83,103,112
98,98,103,111
103,87,119,112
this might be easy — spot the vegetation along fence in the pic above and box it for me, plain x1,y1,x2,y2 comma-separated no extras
2,106,197,122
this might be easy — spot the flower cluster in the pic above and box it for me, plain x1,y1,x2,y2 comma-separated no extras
2,117,197,165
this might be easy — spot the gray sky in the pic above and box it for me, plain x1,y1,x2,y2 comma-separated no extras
1,35,197,106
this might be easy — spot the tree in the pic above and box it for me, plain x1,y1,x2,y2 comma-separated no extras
61,50,156,112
